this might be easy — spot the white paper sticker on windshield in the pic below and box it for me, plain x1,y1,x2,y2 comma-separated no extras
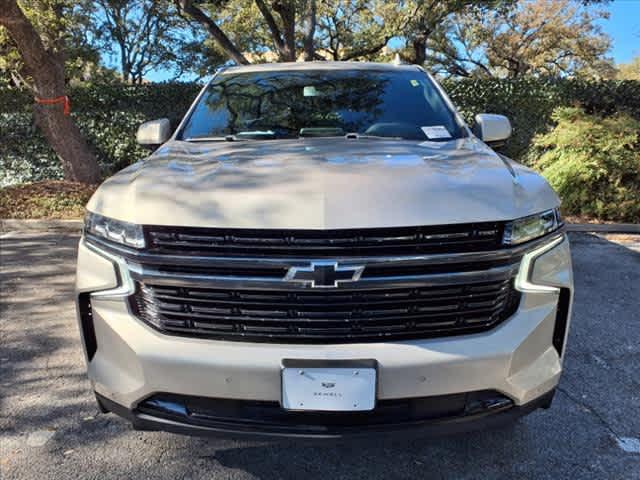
421,126,452,140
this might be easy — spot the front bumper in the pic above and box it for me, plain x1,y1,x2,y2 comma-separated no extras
75,233,573,438
96,388,556,439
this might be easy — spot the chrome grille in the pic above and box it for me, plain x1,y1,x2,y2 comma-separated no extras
131,277,520,343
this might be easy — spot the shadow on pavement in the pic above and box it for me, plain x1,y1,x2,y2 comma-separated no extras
0,231,638,479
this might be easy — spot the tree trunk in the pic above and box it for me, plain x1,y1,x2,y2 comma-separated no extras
302,0,316,61
275,1,296,61
0,0,101,184
412,36,427,66
33,106,101,182
255,0,296,62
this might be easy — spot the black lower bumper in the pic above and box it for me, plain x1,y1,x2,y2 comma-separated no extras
96,388,555,440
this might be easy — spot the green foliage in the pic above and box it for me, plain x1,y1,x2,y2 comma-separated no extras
0,0,113,87
529,107,640,222
88,0,206,83
0,82,199,186
428,0,615,80
617,56,640,81
442,77,640,162
2,78,640,226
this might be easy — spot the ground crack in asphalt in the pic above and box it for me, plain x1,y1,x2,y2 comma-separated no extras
556,385,623,442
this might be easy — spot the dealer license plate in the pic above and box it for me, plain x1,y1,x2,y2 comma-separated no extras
281,367,376,412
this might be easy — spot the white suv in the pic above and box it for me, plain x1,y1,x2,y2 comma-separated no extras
76,62,572,438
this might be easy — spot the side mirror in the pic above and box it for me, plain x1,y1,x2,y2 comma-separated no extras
136,118,171,147
473,114,512,147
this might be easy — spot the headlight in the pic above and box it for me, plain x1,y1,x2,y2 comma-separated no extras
84,212,145,249
503,208,562,246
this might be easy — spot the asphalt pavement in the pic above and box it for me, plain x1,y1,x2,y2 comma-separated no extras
1,231,639,480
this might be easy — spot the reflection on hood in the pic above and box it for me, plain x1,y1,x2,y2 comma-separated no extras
88,137,559,229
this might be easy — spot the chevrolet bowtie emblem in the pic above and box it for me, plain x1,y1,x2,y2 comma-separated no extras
284,262,365,288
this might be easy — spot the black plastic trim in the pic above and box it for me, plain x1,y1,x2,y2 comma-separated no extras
143,222,505,258
129,279,521,344
95,389,555,440
553,288,571,357
77,293,97,361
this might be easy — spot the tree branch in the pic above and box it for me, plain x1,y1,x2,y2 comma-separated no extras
342,35,392,61
254,0,286,57
175,0,249,65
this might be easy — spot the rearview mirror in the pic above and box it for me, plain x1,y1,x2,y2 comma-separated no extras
473,114,512,147
136,118,171,147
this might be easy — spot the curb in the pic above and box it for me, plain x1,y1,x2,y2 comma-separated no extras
2,219,639,235
1,219,83,233
566,223,640,234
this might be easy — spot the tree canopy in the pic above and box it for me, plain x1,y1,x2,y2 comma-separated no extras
0,0,114,87
426,0,614,79
88,0,207,83
1,0,618,85
617,56,640,81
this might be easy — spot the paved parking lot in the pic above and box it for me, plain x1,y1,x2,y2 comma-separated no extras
1,230,639,480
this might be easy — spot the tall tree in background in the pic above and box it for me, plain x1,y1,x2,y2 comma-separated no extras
90,0,204,83
174,1,513,66
398,0,507,66
0,0,114,87
0,0,100,183
315,0,408,61
426,0,614,78
175,0,402,63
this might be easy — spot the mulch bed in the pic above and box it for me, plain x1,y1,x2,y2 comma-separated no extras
0,181,96,219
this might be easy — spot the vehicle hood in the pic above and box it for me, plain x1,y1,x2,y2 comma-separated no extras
87,137,559,229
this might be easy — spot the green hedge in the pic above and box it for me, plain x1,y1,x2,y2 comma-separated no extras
442,78,640,162
1,78,639,186
0,83,199,186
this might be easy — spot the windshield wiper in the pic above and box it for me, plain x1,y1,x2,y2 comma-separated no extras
183,136,237,142
235,130,278,139
345,133,404,140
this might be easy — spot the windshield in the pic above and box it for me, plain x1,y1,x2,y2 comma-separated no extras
179,69,466,141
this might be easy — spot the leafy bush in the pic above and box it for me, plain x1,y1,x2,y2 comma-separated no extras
530,107,640,223
443,78,640,162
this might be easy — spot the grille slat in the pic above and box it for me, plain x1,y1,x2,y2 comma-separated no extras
145,223,503,257
152,287,508,308
149,304,508,324
131,279,519,343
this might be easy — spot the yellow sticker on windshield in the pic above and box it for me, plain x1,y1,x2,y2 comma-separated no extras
410,79,420,87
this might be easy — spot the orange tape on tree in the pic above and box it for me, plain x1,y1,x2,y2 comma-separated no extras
34,95,70,115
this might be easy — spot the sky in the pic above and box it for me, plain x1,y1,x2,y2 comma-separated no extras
143,0,640,82
598,0,639,64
